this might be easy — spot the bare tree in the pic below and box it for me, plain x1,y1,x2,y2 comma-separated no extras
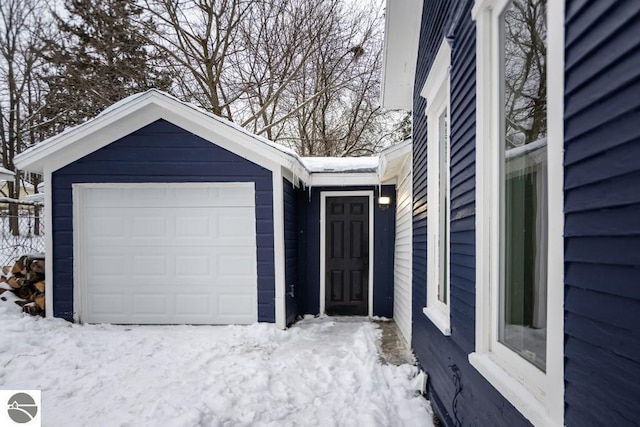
143,0,405,156
273,1,404,156
0,0,49,233
503,0,547,148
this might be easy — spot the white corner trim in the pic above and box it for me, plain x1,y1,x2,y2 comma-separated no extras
43,169,54,319
273,170,287,329
545,0,566,422
72,184,85,323
319,191,375,317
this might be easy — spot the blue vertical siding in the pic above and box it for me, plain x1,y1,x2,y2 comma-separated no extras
300,185,396,317
52,119,276,323
410,1,528,425
284,178,300,325
564,2,640,425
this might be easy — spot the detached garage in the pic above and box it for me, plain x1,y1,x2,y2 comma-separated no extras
14,90,307,327
15,89,409,330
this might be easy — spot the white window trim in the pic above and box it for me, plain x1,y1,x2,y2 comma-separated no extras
421,39,452,336
470,1,565,426
319,191,375,317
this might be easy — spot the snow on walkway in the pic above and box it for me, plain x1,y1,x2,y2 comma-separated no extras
0,299,433,427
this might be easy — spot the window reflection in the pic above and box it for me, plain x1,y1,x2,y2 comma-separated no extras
499,0,548,371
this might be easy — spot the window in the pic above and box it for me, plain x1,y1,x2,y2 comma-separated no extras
421,39,451,336
471,0,564,425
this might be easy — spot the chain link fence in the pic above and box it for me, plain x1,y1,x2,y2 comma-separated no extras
0,200,44,267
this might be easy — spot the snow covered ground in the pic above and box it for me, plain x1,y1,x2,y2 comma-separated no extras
0,296,433,427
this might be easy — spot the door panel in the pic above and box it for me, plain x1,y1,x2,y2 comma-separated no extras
325,196,369,316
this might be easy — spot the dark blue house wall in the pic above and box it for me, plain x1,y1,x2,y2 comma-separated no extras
284,178,301,325
300,185,396,317
52,119,276,322
563,2,640,425
411,2,528,425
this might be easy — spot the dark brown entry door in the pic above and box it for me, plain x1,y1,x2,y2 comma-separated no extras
325,196,369,316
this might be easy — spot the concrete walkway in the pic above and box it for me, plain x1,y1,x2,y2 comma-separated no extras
374,320,415,366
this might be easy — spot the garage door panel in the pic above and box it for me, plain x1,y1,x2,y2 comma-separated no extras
217,247,257,269
175,255,212,276
87,255,125,277
85,186,255,208
86,215,125,239
86,208,255,247
175,294,211,316
132,293,168,315
89,293,126,317
132,255,169,276
80,184,258,325
218,293,255,317
175,216,211,238
131,216,168,239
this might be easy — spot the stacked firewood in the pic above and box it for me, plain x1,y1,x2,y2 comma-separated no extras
0,254,45,316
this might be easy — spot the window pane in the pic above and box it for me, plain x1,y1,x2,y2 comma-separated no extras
499,0,547,371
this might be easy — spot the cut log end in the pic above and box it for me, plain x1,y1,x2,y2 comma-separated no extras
34,281,45,293
34,294,45,311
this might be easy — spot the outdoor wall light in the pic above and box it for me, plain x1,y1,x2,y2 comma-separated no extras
378,196,392,210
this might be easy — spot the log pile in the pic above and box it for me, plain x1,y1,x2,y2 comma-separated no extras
0,254,45,316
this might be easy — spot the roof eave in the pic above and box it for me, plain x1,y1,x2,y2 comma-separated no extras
380,0,423,110
14,90,308,178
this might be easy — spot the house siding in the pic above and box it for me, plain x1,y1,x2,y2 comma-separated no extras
51,119,276,323
564,2,640,425
411,1,528,425
284,178,301,325
394,162,412,344
300,185,396,317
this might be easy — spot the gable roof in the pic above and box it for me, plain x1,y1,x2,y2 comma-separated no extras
14,89,411,186
14,89,309,181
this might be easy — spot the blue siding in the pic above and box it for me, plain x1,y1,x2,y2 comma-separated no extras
300,186,395,317
52,119,276,322
284,178,301,325
410,1,528,425
564,2,640,425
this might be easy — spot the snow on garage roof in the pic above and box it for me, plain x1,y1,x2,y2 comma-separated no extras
301,157,379,173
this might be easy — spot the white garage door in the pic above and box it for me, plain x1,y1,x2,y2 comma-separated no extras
78,183,257,325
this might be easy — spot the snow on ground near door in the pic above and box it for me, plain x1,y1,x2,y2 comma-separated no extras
0,297,433,427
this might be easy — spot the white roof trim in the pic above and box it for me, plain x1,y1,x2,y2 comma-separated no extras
379,139,412,182
309,173,380,187
14,89,413,188
15,90,309,181
380,0,424,110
